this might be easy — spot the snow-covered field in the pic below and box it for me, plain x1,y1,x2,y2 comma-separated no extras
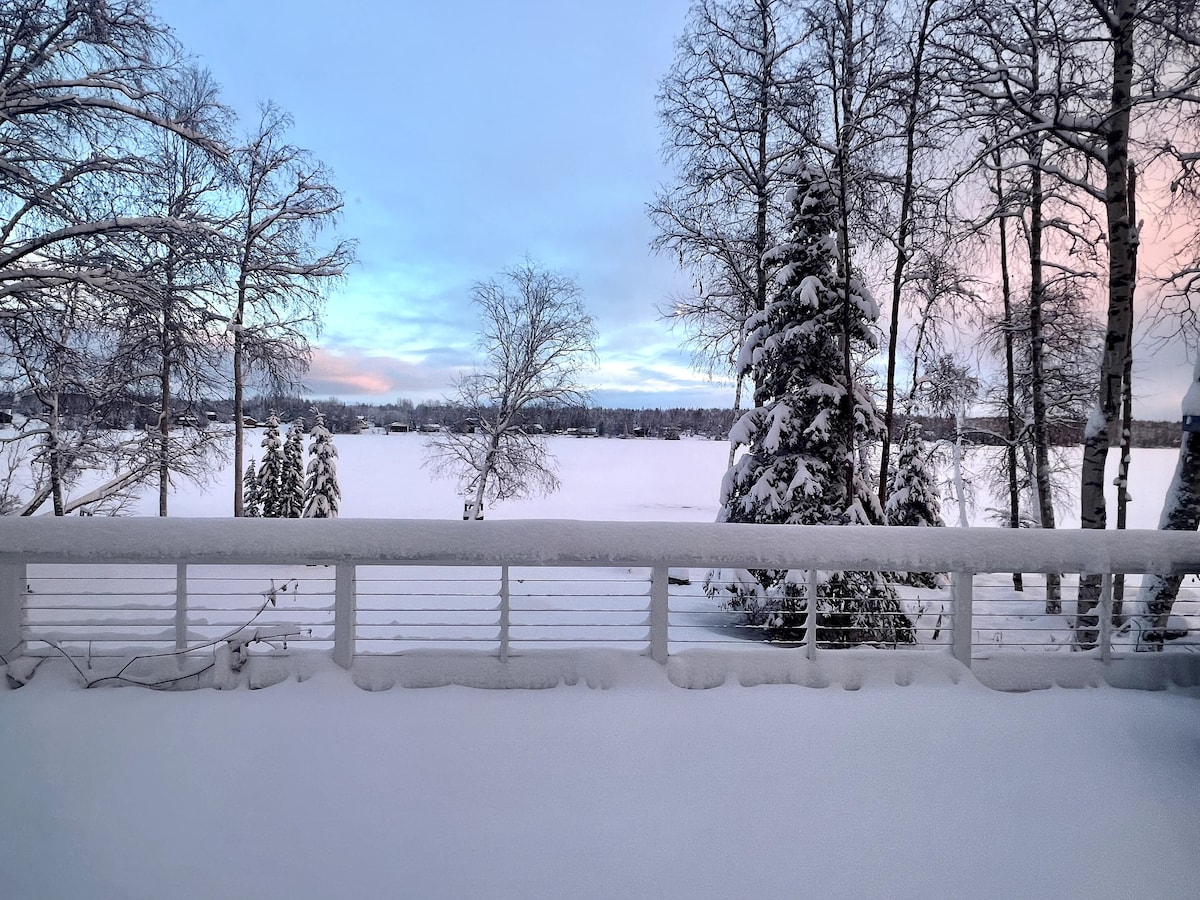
122,428,1181,527
3,433,1200,899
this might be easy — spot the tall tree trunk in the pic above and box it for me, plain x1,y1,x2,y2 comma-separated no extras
1028,146,1061,613
48,395,64,517
158,258,175,518
469,431,502,521
1077,1,1137,647
158,365,171,517
952,405,969,528
879,0,934,509
727,374,744,469
1113,162,1137,622
835,0,857,508
232,257,250,517
1134,357,1200,642
997,166,1024,591
232,328,245,517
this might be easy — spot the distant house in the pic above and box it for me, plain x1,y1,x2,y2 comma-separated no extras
243,416,259,428
205,411,218,422
418,423,443,433
388,422,410,433
176,414,199,427
0,409,12,425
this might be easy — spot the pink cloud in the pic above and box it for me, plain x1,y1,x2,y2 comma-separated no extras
305,348,456,401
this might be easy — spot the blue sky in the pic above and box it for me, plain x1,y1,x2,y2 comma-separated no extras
157,0,733,409
156,0,1193,420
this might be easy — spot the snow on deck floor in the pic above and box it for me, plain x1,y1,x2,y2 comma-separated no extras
2,658,1199,899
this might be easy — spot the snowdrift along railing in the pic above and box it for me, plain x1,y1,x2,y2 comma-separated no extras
2,518,1199,669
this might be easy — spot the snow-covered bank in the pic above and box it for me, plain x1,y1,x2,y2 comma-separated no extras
2,658,1198,899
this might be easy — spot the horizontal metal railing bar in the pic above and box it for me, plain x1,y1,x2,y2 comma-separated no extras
359,623,498,630
507,637,648,643
507,623,648,629
357,607,501,614
5,519,1200,574
355,636,498,642
25,590,175,597
354,579,501,586
186,607,334,613
508,607,652,614
25,605,174,611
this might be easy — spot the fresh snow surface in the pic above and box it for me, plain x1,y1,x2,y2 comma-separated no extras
3,659,1199,899
3,433,1200,898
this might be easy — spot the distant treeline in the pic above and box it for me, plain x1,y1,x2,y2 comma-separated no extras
2,391,1183,447
206,396,1189,448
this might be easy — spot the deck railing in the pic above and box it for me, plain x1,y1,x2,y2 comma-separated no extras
2,518,1199,675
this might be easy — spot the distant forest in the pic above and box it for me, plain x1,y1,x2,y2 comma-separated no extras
2,389,1184,448
183,395,1186,448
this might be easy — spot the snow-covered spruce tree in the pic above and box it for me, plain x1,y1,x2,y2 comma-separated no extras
885,421,944,588
303,410,340,518
256,413,285,518
707,165,914,646
1133,357,1200,643
242,458,262,517
279,419,306,518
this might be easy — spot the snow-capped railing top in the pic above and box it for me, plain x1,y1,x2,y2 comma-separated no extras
0,518,1197,575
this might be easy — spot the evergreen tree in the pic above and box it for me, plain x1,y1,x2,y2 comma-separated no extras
242,458,261,518
708,165,914,646
256,413,285,518
303,410,340,518
280,418,306,518
885,421,945,588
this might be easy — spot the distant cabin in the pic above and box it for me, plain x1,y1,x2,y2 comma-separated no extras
418,423,443,433
243,416,259,428
0,409,12,425
176,414,199,427
204,411,218,422
388,422,410,433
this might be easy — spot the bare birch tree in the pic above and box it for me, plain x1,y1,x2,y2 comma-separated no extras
0,0,227,515
425,262,595,519
119,67,232,516
225,105,354,516
651,0,807,460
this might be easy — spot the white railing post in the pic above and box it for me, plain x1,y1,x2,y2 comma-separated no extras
332,564,355,669
1100,572,1113,664
806,568,818,660
499,565,511,663
650,566,668,664
175,563,188,652
0,562,25,660
951,571,974,668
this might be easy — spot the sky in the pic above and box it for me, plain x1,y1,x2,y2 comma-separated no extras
154,0,1196,419
155,0,724,410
